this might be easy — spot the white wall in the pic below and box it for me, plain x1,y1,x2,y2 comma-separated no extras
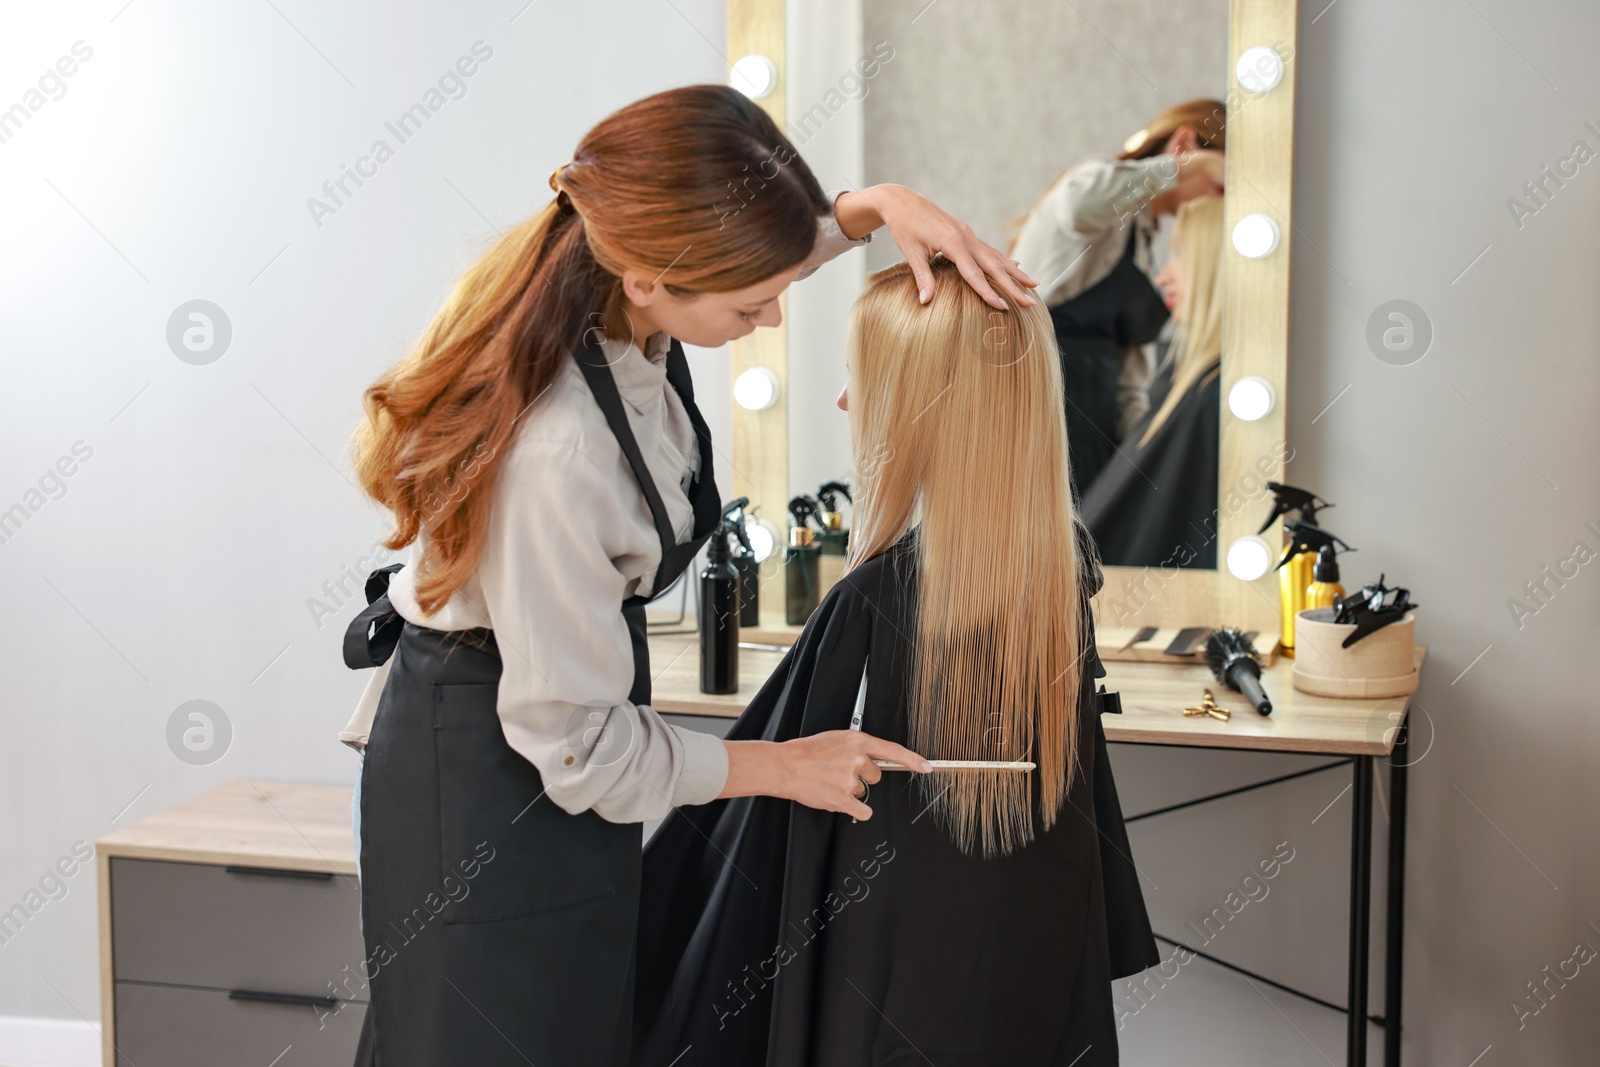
0,0,731,1030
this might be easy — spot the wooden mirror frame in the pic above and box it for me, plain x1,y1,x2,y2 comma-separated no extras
728,0,1297,633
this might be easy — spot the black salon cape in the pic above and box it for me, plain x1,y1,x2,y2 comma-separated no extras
1080,361,1222,570
633,533,1157,1067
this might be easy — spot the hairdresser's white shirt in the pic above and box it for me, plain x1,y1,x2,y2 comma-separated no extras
1010,155,1180,435
341,209,868,824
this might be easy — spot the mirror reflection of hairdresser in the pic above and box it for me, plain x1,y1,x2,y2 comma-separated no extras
1080,196,1226,569
1009,100,1226,497
337,85,1038,1067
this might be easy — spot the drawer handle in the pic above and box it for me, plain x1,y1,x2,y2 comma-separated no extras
229,989,341,1009
224,865,334,881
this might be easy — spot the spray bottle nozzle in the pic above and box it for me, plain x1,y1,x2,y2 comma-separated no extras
1259,481,1334,534
788,495,821,531
719,497,754,556
816,481,853,513
1274,520,1355,571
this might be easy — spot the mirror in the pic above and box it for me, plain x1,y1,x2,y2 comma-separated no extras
735,0,1296,632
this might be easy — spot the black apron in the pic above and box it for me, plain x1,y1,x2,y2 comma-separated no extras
1048,222,1170,498
342,337,721,1067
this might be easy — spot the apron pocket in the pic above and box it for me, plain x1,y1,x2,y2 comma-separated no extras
432,682,621,922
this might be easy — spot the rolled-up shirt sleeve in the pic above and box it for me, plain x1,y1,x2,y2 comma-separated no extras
793,189,873,282
475,437,730,823
1048,156,1180,240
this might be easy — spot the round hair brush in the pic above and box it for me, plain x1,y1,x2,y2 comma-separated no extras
1204,628,1273,716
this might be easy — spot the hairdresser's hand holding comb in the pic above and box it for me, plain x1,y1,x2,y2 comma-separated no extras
719,732,932,822
834,184,1038,311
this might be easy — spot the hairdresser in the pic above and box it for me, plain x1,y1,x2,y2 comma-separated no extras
338,84,1035,1067
1010,99,1225,495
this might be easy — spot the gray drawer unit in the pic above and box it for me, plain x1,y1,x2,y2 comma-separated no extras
113,982,365,1067
110,858,367,997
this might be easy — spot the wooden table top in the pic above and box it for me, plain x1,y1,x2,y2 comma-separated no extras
97,779,357,875
90,642,1422,873
649,630,1428,757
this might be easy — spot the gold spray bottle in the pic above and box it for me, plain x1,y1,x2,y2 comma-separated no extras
1260,483,1336,659
1279,545,1315,657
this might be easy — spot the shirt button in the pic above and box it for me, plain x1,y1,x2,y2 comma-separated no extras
563,755,575,766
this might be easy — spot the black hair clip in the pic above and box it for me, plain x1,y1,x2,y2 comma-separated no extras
1333,574,1418,648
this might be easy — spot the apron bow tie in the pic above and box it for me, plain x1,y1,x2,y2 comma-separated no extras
342,563,407,669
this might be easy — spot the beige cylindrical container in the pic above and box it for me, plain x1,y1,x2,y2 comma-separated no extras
1292,608,1418,698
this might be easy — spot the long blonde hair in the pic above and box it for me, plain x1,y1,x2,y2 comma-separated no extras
1141,194,1224,445
845,258,1089,858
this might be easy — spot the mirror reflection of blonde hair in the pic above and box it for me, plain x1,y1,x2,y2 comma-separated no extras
844,258,1091,858
1142,194,1225,445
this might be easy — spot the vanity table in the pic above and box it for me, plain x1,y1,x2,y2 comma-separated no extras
649,629,1426,1067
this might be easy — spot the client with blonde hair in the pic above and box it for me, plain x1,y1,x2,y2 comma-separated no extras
633,257,1158,1067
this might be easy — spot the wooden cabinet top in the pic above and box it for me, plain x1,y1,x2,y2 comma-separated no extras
97,780,356,876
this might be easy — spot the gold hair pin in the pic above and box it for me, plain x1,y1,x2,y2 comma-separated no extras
1184,688,1231,722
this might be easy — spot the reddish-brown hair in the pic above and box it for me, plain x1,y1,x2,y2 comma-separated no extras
352,85,830,615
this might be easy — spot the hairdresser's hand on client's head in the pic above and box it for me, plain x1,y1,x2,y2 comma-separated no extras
834,185,1038,311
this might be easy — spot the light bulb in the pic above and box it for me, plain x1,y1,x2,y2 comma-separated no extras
744,518,778,563
730,55,778,100
1232,214,1281,259
1236,46,1285,93
1228,376,1276,421
1227,536,1275,581
734,367,781,411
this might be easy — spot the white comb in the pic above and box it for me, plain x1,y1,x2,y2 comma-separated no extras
873,759,1036,771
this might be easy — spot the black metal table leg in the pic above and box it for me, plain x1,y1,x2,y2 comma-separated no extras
1385,722,1410,1065
1348,756,1373,1067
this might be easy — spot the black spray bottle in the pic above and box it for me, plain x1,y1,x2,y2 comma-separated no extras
698,518,740,694
721,497,761,627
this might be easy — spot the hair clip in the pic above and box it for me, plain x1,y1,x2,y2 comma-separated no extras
1333,573,1419,647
